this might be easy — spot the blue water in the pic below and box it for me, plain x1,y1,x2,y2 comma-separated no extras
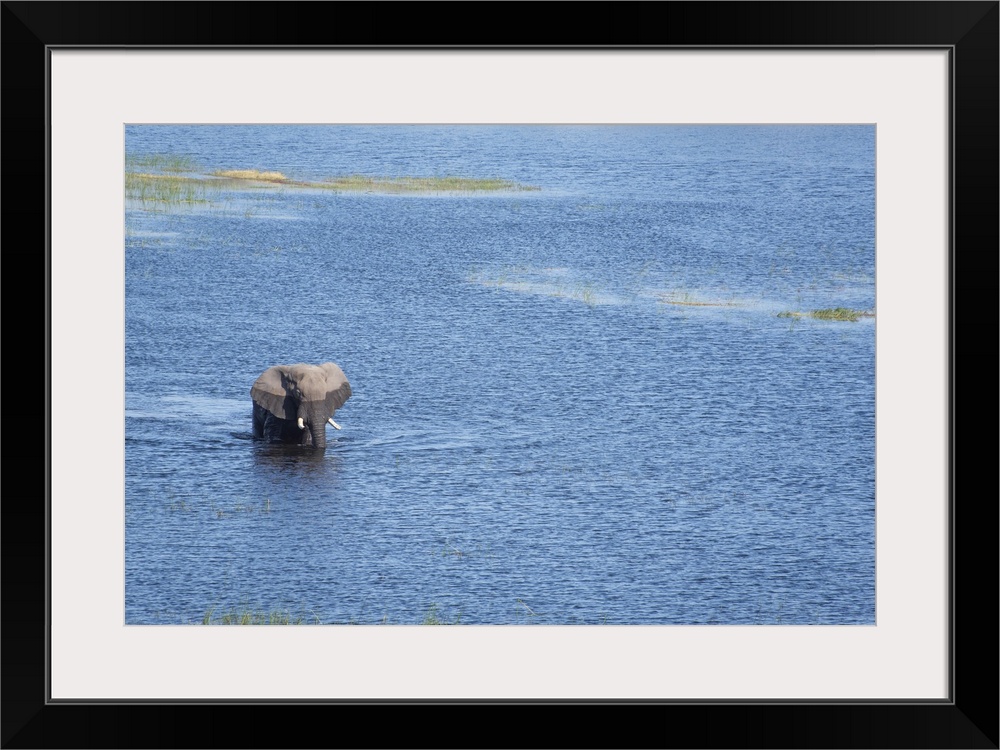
124,125,875,625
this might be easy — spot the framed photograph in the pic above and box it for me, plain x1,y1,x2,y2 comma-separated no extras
5,2,996,747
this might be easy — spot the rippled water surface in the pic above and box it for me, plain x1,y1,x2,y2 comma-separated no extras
125,125,875,624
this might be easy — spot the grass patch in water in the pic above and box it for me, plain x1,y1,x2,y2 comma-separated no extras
211,169,292,183
203,171,538,193
422,603,462,625
317,174,538,193
126,153,199,172
659,292,738,307
126,172,213,205
778,307,872,322
128,162,537,202
125,157,536,216
575,283,598,306
202,605,309,625
125,154,206,206
471,274,602,306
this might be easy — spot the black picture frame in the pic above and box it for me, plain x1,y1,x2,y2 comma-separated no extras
3,2,996,748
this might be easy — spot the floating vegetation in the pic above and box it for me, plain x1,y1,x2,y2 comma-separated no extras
777,307,873,322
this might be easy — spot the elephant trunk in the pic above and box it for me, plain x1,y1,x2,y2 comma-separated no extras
298,401,327,450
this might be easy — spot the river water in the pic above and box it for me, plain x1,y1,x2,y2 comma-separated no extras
125,125,875,625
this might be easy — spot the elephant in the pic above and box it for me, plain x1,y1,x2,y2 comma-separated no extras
250,362,351,450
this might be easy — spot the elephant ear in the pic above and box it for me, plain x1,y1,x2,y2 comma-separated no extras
319,362,352,413
250,366,297,420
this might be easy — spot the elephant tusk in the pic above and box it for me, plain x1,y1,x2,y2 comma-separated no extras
328,418,342,430
297,417,306,430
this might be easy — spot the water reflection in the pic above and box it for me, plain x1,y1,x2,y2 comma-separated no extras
250,440,346,476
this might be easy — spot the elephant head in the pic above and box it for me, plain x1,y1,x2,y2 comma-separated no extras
250,362,351,450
